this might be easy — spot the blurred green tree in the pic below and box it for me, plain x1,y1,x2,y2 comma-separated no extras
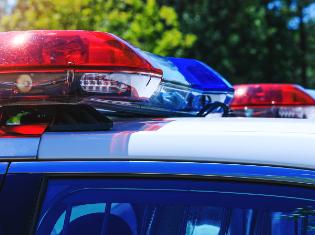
159,0,300,84
0,0,196,56
159,0,315,87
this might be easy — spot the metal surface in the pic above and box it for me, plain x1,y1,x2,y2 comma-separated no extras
0,138,39,159
37,118,315,169
8,161,315,186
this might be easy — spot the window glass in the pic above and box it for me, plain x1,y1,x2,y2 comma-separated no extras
36,179,315,235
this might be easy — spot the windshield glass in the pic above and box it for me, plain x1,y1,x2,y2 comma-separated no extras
37,178,315,235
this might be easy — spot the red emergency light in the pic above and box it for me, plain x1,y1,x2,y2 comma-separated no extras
230,84,315,118
0,30,162,103
0,30,161,74
0,124,47,137
231,84,315,107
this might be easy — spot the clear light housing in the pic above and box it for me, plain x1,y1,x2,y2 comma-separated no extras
137,53,234,115
80,72,160,100
0,72,73,102
150,83,229,113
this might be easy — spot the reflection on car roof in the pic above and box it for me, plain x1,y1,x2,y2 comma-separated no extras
38,117,315,169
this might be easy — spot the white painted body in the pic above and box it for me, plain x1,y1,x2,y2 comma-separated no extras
38,117,315,169
307,89,315,99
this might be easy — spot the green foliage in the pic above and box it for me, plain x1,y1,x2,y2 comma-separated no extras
159,0,315,87
159,0,299,84
0,0,196,56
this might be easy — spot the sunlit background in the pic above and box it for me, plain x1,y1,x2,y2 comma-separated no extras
0,0,315,87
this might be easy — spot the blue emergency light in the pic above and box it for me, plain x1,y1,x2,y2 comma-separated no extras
138,52,234,115
168,57,233,92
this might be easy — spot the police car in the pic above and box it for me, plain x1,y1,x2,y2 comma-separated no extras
0,31,314,235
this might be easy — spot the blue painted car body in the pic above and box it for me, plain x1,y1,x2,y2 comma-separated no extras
0,162,8,187
8,161,315,186
1,160,315,234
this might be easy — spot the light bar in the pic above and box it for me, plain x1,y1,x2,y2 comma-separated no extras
231,84,315,118
0,30,234,116
0,30,162,104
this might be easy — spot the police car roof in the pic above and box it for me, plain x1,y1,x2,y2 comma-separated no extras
307,89,315,99
38,117,315,169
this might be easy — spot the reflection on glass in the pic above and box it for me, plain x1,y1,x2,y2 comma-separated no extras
46,202,315,235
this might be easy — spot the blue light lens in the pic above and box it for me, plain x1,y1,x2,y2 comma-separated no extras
140,54,234,114
167,57,234,92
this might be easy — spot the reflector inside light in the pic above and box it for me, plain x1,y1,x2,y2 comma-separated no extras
80,72,160,100
0,72,73,102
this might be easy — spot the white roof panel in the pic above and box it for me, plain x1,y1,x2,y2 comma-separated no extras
38,117,315,169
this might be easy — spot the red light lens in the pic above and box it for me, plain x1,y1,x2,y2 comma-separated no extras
231,84,315,107
0,124,47,137
0,30,162,75
0,31,163,104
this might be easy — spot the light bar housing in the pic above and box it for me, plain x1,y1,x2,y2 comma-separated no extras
0,30,234,117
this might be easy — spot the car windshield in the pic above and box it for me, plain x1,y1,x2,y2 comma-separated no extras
47,202,315,235
37,179,315,235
